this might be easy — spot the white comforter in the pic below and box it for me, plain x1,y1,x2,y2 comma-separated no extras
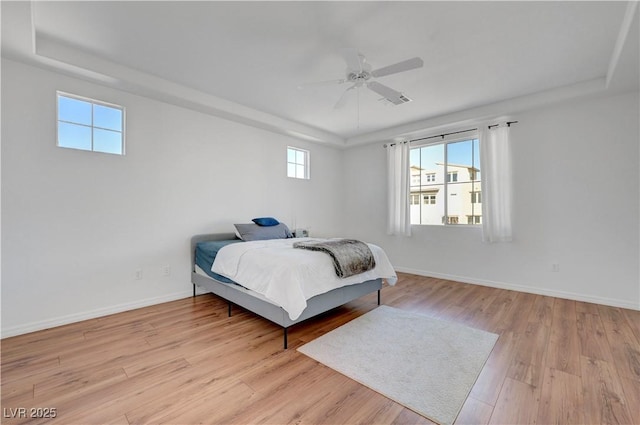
212,238,397,320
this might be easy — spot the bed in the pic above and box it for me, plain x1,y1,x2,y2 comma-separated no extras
191,232,397,348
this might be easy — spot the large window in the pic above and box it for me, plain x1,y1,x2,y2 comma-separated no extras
409,138,481,225
57,92,125,155
287,147,309,179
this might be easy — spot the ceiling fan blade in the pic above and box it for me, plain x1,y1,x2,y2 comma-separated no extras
334,85,357,109
371,57,424,78
367,81,407,105
297,78,346,89
340,47,364,72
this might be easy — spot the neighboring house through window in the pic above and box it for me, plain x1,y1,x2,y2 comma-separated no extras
409,137,481,225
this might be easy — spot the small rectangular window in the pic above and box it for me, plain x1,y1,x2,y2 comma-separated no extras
57,92,125,155
287,147,309,179
467,215,482,224
423,194,436,204
445,216,460,224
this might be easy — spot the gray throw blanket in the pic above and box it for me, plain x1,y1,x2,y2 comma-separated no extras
293,239,376,278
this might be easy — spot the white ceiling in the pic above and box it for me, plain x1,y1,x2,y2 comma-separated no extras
2,1,638,147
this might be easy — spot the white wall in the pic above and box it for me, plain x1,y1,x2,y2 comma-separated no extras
343,90,640,309
2,57,638,338
1,59,345,336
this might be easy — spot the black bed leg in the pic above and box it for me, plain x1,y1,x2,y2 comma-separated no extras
284,327,288,349
377,289,381,305
228,302,232,317
193,284,196,298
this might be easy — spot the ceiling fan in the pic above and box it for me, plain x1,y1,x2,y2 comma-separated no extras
299,48,424,109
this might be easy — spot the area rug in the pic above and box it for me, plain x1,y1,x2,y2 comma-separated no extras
297,305,499,425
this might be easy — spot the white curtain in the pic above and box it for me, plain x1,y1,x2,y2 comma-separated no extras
386,142,411,236
479,125,513,242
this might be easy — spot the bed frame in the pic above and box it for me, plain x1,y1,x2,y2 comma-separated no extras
191,233,382,348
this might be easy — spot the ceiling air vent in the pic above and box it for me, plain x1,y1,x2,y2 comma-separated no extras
383,94,413,105
397,94,412,104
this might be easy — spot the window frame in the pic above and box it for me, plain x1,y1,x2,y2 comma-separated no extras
287,146,310,179
409,133,481,227
56,91,126,155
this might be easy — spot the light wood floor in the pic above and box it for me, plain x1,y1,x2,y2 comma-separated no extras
2,273,639,424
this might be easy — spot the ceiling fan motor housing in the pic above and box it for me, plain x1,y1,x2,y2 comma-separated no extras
347,70,372,84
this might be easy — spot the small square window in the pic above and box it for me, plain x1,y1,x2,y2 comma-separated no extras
287,147,309,179
57,92,125,155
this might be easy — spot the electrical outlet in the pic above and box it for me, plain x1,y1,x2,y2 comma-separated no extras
552,263,560,272
162,265,171,277
135,269,143,280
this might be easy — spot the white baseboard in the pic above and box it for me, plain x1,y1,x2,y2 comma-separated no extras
394,266,640,311
1,289,200,339
3,270,637,339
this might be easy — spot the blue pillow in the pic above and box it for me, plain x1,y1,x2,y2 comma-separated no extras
252,217,280,227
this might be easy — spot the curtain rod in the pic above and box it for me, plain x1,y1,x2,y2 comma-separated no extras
383,121,518,147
